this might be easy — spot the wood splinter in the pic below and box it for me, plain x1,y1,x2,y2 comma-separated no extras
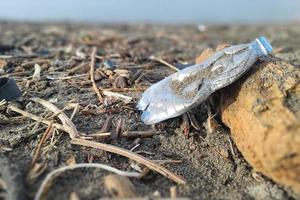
90,47,104,104
122,130,155,138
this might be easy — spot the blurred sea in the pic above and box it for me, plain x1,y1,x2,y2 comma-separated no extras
0,0,299,23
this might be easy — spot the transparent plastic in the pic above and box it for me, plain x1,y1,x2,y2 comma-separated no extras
138,37,272,124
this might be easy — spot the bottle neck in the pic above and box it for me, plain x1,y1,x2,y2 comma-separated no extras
251,36,273,57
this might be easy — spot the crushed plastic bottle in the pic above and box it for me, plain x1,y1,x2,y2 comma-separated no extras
137,36,273,125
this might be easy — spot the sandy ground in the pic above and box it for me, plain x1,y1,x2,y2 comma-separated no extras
0,22,299,200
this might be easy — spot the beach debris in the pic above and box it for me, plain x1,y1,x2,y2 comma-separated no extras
26,163,47,185
99,116,113,133
149,55,180,71
90,47,104,104
8,97,185,185
103,90,133,104
114,69,130,78
103,59,117,70
170,186,177,198
187,112,201,131
113,76,128,89
115,118,125,137
69,192,80,200
138,37,273,124
30,122,54,168
128,69,144,85
71,138,186,184
32,64,41,80
104,175,138,198
31,97,80,139
0,77,22,101
0,59,7,73
180,114,190,136
197,24,207,32
0,178,7,199
34,163,140,200
122,130,155,138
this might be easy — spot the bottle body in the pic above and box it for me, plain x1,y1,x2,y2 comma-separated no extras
138,37,272,124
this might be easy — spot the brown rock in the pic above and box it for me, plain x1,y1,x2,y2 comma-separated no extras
219,58,300,192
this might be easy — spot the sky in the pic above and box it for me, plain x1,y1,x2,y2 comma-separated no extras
0,0,299,23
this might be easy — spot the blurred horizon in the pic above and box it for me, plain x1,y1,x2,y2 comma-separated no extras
0,0,299,24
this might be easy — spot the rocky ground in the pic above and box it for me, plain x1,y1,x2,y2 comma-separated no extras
0,21,299,200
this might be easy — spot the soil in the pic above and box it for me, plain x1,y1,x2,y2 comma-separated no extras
0,21,300,200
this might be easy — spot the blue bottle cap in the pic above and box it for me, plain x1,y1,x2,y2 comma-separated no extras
256,36,272,55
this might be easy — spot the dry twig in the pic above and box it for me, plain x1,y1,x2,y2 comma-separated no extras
227,135,236,157
150,56,179,71
70,103,79,120
21,59,50,68
152,160,182,164
187,112,201,131
128,69,143,84
31,98,80,139
9,100,185,185
122,130,155,138
102,90,133,103
115,118,125,137
0,99,6,107
68,62,89,75
31,122,54,167
8,105,64,131
99,116,113,133
105,87,147,92
89,132,111,138
98,198,189,200
32,64,41,80
170,186,177,198
90,47,104,104
71,138,186,184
